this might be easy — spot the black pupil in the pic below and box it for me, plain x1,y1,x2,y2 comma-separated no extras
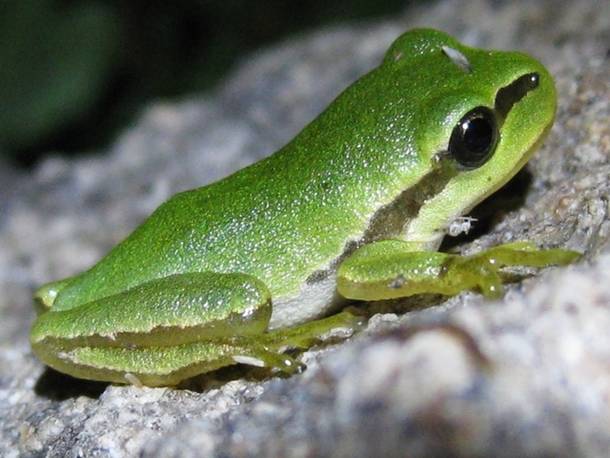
462,116,493,156
449,107,498,169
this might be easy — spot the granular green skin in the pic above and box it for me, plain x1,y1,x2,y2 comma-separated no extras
49,29,555,311
31,29,572,386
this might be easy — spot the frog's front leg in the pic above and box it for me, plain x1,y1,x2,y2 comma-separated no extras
31,272,360,386
337,240,579,301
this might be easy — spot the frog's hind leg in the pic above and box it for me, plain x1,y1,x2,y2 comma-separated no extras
210,309,364,379
31,310,361,387
31,271,276,385
42,339,307,387
224,309,365,378
31,271,363,386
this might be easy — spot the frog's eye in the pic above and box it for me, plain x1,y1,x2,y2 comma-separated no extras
448,106,498,169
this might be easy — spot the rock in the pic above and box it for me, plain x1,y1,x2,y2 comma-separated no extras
1,0,608,456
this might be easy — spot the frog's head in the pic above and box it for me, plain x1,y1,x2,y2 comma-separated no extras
383,29,557,247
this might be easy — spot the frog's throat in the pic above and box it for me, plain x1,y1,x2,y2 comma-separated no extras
402,71,550,249
404,125,552,250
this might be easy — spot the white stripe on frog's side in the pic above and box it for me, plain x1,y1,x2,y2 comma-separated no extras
268,164,459,330
269,274,342,329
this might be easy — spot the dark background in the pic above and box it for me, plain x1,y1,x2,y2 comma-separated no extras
1,0,414,167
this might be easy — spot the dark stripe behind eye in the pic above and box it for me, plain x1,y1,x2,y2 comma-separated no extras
494,72,540,120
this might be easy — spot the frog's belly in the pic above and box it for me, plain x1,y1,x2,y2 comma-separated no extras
269,274,343,329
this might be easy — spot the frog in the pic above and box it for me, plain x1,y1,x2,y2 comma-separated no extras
30,28,579,387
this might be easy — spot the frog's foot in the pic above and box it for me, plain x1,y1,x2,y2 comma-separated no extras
32,271,364,386
36,339,307,387
337,239,580,301
228,309,365,376
262,309,365,350
447,242,581,298
226,341,306,375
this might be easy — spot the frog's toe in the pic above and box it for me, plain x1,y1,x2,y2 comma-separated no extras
34,277,75,310
232,347,304,375
474,268,504,298
474,243,581,269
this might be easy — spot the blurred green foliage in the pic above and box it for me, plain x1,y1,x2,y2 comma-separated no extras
0,0,410,166
0,0,119,163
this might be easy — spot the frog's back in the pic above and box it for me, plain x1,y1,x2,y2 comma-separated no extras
51,29,516,313
52,67,428,311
